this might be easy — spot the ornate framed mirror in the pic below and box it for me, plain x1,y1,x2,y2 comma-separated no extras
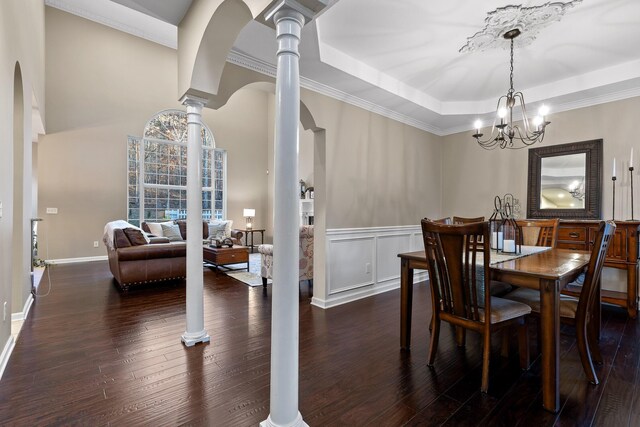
527,139,603,219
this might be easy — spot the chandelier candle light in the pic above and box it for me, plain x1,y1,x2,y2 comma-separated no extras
243,208,255,230
630,148,636,221
473,28,550,149
612,158,617,221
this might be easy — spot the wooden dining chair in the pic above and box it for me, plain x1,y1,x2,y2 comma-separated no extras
504,221,616,384
453,216,485,224
515,218,560,248
427,217,452,225
421,219,531,393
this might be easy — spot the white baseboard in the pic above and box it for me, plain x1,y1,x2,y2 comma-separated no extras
11,294,34,322
311,270,427,309
0,336,16,380
313,225,426,309
47,255,107,265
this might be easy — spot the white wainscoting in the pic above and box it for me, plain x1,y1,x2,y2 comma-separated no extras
312,225,426,309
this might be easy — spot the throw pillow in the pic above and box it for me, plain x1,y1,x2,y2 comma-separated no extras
146,221,174,237
123,228,148,246
208,220,232,241
161,223,184,241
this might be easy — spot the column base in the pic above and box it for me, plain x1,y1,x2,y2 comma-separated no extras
181,330,210,347
260,412,308,427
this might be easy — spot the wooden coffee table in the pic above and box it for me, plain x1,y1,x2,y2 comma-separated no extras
203,245,249,271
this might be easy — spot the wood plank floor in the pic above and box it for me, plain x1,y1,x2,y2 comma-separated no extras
1,261,639,426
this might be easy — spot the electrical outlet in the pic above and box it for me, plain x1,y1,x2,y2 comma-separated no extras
93,241,99,248
46,207,58,214
0,201,3,218
3,302,6,321
365,262,371,274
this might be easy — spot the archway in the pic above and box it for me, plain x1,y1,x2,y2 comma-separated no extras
12,62,31,319
214,81,327,299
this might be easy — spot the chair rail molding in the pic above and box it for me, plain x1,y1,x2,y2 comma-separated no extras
312,225,427,309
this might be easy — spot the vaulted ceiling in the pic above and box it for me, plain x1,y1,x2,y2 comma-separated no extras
46,0,640,135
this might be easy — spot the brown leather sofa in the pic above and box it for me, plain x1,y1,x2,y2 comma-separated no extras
106,228,186,290
104,220,245,290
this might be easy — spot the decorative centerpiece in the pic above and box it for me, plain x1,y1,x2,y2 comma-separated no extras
489,196,504,250
500,202,521,254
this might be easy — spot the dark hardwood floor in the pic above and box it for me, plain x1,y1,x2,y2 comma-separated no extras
1,261,639,426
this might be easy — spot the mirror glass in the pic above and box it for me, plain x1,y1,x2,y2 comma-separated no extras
540,153,586,209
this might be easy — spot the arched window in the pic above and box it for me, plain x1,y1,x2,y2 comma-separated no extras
127,110,226,226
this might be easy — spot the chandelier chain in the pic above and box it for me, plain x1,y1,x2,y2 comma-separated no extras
509,38,514,93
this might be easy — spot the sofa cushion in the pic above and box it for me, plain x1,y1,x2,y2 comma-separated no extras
123,228,148,246
175,220,209,240
113,229,132,249
208,220,233,241
161,223,184,241
144,221,174,237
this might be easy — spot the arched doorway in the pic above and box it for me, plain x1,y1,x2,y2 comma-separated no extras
12,62,31,319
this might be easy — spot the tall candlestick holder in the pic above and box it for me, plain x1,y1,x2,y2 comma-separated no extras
612,176,617,221
630,166,636,221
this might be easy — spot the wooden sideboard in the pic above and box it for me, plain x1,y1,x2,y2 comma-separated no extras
557,220,640,318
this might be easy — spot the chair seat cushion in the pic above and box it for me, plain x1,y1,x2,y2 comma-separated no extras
479,297,531,324
503,287,578,318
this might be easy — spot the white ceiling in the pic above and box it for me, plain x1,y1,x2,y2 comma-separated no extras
45,0,640,135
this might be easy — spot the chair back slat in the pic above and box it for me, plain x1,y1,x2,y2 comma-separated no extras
421,219,489,324
453,216,485,225
577,221,616,323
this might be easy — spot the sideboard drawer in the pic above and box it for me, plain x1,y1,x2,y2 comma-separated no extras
557,241,587,251
558,226,587,242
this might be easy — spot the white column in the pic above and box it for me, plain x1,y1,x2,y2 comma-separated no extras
261,7,307,427
181,95,210,347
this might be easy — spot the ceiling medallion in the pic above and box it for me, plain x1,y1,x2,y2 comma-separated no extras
459,0,582,53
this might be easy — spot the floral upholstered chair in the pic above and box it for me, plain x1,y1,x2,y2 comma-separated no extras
258,225,314,290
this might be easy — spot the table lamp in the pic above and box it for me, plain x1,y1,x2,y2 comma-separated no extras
243,208,255,230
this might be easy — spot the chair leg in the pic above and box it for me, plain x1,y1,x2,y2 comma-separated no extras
455,326,466,347
481,330,491,393
587,318,603,364
518,321,530,370
500,330,509,358
427,317,441,366
576,320,599,385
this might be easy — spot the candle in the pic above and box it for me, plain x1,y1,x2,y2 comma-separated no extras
503,239,515,253
497,232,503,250
613,157,616,178
631,148,634,168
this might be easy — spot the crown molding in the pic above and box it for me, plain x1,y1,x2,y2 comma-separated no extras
441,85,640,136
45,0,177,49
227,49,444,135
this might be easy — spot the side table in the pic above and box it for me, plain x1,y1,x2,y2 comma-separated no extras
240,229,265,253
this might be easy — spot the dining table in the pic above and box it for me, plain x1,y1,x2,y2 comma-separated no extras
398,247,591,413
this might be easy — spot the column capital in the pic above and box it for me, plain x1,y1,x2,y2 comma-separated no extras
180,94,208,109
262,0,331,28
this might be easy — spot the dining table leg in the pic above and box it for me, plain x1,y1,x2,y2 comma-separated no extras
400,258,413,350
540,278,561,413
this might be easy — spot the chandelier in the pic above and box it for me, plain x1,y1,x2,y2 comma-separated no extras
473,29,550,150
568,179,585,200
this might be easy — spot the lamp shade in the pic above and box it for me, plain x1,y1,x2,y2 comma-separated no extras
243,209,255,217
